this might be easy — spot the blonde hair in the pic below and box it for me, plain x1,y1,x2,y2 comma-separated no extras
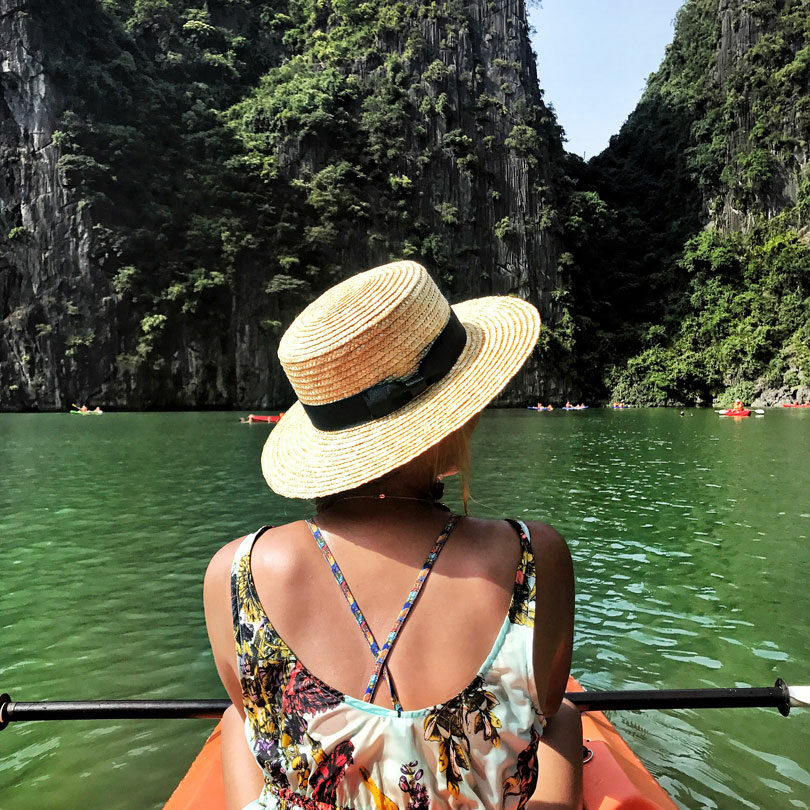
315,416,477,514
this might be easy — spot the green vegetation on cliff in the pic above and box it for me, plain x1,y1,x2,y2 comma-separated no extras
40,0,280,366
33,0,560,393
609,222,810,405
3,0,807,408
562,0,810,405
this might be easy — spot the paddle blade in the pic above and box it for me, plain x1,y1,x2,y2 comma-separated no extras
790,686,810,709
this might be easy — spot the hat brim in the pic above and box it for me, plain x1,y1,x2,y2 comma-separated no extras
262,296,540,498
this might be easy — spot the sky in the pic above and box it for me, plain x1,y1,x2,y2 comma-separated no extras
528,0,685,159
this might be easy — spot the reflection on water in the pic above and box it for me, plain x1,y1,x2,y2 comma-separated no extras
1,409,808,809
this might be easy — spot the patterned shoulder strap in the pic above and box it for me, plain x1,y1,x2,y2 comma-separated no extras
364,514,458,708
231,526,273,632
506,519,536,627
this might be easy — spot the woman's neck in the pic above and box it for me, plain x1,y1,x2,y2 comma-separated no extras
317,479,445,514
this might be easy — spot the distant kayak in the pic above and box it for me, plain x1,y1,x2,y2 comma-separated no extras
245,414,282,424
718,409,750,417
562,406,589,411
70,410,102,415
782,403,810,408
527,406,553,411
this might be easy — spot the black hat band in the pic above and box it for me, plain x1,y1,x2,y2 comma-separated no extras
301,311,468,432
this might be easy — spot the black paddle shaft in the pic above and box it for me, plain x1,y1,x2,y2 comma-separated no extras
0,695,229,727
566,679,792,716
0,680,793,726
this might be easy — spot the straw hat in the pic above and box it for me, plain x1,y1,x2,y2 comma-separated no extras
262,260,540,498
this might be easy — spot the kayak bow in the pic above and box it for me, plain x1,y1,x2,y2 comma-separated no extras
569,677,679,810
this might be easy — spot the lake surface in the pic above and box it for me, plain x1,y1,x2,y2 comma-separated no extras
1,408,808,809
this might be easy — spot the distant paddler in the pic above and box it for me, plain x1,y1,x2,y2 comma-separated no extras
71,403,103,415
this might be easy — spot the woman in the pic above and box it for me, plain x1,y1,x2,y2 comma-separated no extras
205,261,582,810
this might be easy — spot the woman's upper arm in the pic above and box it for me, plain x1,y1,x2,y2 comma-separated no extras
204,539,247,716
526,521,575,718
206,541,268,807
222,704,266,810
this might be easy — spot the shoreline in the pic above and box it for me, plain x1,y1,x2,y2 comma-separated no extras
2,402,809,415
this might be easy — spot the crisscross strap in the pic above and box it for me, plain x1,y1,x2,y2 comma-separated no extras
306,515,458,713
366,515,458,706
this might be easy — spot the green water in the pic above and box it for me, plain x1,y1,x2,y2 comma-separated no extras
1,409,808,809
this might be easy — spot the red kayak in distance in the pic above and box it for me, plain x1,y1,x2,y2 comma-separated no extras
244,414,283,424
781,403,810,408
718,409,750,417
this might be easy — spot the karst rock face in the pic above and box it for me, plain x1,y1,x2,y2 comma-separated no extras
0,0,98,411
583,0,810,408
0,0,566,411
596,0,810,242
711,0,809,232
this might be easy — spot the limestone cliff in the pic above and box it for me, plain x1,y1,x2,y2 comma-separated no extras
710,0,810,231
0,0,106,410
565,0,810,406
0,0,565,410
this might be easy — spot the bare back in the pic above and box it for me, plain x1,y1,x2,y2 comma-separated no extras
207,502,574,718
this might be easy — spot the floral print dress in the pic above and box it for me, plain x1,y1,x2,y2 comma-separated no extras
232,517,542,810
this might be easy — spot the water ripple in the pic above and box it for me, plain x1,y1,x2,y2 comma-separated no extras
2,409,808,809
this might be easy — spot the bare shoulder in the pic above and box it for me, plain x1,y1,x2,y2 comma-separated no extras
524,520,567,547
453,517,571,572
204,536,247,597
460,515,525,541
249,521,310,573
454,516,528,562
453,516,569,560
204,523,308,599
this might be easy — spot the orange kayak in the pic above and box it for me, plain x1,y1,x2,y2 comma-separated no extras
163,677,677,810
568,677,678,810
247,414,282,423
